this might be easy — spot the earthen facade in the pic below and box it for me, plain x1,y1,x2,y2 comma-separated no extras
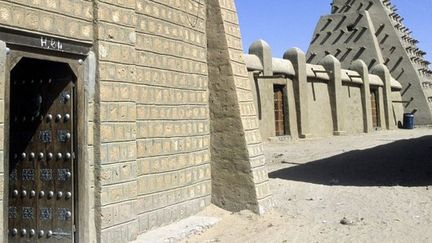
244,40,403,140
0,0,271,242
307,0,432,125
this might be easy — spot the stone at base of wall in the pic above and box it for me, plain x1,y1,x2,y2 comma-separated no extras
268,135,292,142
256,197,273,215
333,131,346,136
101,196,211,242
299,134,312,139
131,215,220,243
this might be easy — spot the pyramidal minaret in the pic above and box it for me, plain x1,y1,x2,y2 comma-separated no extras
307,0,432,125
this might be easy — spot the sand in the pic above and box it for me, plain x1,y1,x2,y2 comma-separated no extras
183,128,432,243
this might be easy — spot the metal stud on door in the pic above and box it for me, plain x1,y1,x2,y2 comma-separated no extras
9,59,75,243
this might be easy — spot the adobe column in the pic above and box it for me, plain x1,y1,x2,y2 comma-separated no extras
207,0,272,215
283,48,310,138
320,55,346,136
249,39,273,76
351,59,372,133
371,64,396,129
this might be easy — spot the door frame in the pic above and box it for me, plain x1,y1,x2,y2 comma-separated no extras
2,44,95,243
370,87,381,129
273,84,287,136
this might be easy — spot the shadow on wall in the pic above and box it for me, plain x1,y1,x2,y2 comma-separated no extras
269,136,432,187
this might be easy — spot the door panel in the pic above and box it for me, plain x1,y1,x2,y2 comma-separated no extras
274,85,286,136
370,89,380,128
8,58,75,242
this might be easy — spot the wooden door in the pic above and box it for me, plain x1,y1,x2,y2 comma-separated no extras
274,85,286,136
370,89,380,128
8,58,75,242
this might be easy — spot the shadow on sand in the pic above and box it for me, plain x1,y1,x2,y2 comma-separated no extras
269,135,432,187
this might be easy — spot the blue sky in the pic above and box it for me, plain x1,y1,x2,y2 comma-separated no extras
236,0,432,63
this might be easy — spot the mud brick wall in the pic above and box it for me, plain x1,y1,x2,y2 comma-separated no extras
206,0,272,214
0,0,272,242
0,0,93,42
93,1,139,242
245,42,404,140
132,0,212,238
93,1,212,242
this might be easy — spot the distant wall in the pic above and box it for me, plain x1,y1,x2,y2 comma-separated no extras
342,84,364,134
392,91,404,126
244,40,404,140
307,79,334,137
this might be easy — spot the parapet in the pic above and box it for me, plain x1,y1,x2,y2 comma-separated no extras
244,39,402,90
244,39,404,140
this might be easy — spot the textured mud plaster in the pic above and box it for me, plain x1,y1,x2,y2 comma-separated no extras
206,0,272,214
320,55,346,135
308,0,432,125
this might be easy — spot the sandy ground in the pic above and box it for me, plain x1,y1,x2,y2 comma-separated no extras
182,128,432,243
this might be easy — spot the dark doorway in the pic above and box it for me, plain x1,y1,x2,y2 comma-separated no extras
274,85,286,136
8,57,76,242
370,88,380,128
